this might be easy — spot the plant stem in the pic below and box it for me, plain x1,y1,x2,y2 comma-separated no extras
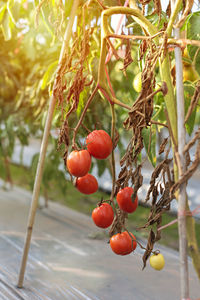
107,32,163,41
186,200,200,280
166,0,182,36
159,56,178,142
4,156,13,187
98,6,158,108
110,104,116,198
102,7,157,36
109,104,118,217
17,0,80,288
173,13,190,297
72,85,99,148
168,38,200,48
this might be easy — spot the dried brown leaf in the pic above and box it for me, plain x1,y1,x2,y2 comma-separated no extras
166,1,171,17
142,229,155,270
159,137,168,155
175,0,194,28
184,81,200,124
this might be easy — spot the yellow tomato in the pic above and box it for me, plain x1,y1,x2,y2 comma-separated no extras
182,48,191,66
133,72,142,93
149,253,165,271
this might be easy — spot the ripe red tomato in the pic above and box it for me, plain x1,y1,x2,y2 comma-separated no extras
67,150,91,177
116,187,138,213
76,174,98,194
110,231,137,255
86,130,113,159
92,203,114,228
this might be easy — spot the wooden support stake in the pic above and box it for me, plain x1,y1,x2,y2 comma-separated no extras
17,0,79,288
172,0,190,298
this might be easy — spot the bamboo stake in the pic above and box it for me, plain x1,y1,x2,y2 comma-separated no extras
17,0,79,288
172,0,190,298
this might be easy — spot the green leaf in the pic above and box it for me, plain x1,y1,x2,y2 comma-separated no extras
76,89,87,117
96,159,107,177
142,125,156,167
1,10,12,40
184,83,196,135
5,117,15,156
186,12,200,75
7,0,16,25
65,0,73,18
195,108,200,125
16,127,29,146
0,4,6,23
41,60,58,90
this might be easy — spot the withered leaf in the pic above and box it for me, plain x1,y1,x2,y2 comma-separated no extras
159,137,168,155
142,229,155,270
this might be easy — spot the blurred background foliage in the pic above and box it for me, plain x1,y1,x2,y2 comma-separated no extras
0,0,200,197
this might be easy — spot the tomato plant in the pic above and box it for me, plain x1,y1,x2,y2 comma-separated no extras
92,203,114,228
149,253,165,271
116,187,138,213
86,130,113,159
67,150,91,177
76,173,98,194
110,231,137,256
3,0,200,289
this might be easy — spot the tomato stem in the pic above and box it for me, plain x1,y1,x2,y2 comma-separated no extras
124,227,159,256
72,85,99,149
109,104,118,218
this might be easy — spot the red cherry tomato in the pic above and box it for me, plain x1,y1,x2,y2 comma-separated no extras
116,187,138,213
76,174,98,194
110,231,137,255
67,150,91,177
92,203,114,228
86,130,113,159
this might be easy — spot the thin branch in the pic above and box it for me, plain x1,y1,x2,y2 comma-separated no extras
183,127,200,154
184,81,200,124
168,38,200,48
95,0,107,9
166,0,182,36
151,120,168,128
174,0,194,28
17,0,80,288
107,31,164,42
171,141,200,196
109,104,118,218
72,85,99,148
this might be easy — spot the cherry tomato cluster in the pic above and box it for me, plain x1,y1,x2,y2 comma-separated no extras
67,130,113,194
93,187,138,256
67,129,138,256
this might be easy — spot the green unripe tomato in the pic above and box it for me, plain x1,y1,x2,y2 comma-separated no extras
133,72,142,93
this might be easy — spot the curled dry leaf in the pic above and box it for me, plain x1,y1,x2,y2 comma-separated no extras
171,141,200,196
175,0,194,28
159,137,169,155
109,208,128,237
131,164,143,201
166,2,171,18
120,38,133,74
184,81,200,124
142,229,155,270
152,0,162,24
145,158,172,202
